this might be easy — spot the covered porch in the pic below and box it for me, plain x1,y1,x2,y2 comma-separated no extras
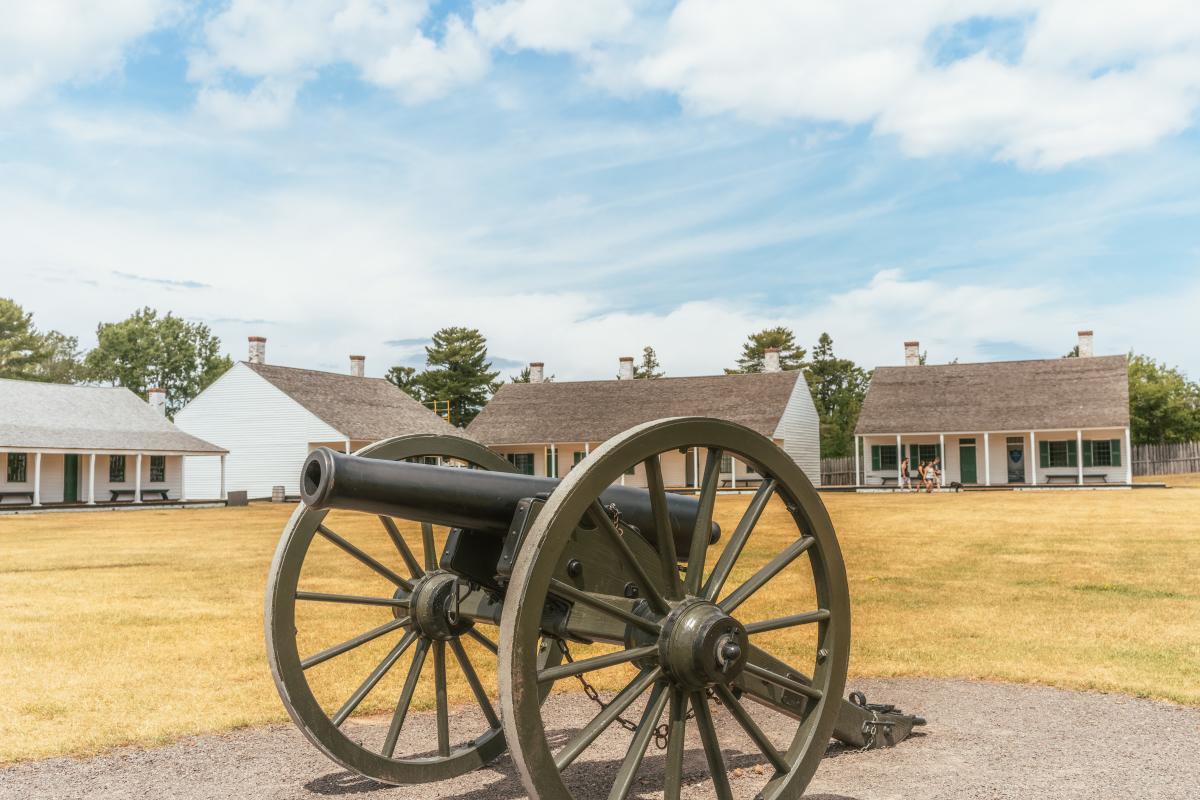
854,427,1134,489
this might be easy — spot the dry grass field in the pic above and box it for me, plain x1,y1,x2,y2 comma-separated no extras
2,480,1199,764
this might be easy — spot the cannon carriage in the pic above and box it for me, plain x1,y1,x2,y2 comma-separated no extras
266,417,922,799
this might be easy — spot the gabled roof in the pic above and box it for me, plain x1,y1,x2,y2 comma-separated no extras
467,371,805,445
854,354,1129,435
0,379,225,453
245,362,465,441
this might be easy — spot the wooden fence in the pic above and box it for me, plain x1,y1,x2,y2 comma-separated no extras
820,456,857,486
1132,442,1200,476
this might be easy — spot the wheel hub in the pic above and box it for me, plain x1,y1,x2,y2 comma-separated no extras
407,572,473,640
657,599,749,688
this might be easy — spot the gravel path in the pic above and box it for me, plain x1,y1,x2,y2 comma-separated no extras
3,678,1198,800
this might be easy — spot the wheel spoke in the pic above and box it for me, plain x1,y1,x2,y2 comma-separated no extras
692,690,734,800
294,590,408,608
450,637,500,729
607,682,670,800
466,627,498,654
643,455,682,599
434,640,450,757
744,609,830,635
703,478,777,602
663,688,688,800
537,645,658,684
713,684,789,773
719,535,814,614
382,639,429,758
421,522,437,572
331,628,418,726
554,667,662,772
742,659,823,701
685,448,722,595
379,515,424,579
301,617,409,670
588,501,670,615
316,525,411,590
550,579,662,636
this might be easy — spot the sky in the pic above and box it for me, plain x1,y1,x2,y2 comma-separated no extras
2,0,1199,382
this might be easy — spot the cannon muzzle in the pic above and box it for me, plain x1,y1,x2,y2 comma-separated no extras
301,447,718,556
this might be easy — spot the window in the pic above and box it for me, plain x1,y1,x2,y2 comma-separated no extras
6,453,26,483
150,456,166,483
505,453,534,475
573,451,586,466
624,463,637,476
1083,439,1122,467
871,445,899,471
1038,440,1077,469
908,443,941,469
109,455,126,482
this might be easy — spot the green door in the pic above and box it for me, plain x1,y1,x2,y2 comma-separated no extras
959,442,977,484
63,454,79,503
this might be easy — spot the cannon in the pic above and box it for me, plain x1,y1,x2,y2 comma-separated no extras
266,418,923,799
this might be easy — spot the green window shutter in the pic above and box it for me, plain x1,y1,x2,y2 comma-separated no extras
909,444,918,468
1067,440,1078,467
1039,440,1050,468
1111,438,1121,467
871,446,881,471
1082,440,1093,468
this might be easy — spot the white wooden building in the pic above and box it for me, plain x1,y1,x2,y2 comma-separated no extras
0,378,225,507
466,352,822,488
174,338,465,500
854,331,1132,488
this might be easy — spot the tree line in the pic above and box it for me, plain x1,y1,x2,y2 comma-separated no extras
4,296,1198,445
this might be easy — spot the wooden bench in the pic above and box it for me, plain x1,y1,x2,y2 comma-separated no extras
1045,473,1109,485
879,476,899,486
0,490,34,504
719,477,763,489
109,489,170,502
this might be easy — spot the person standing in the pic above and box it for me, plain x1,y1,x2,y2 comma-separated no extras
927,456,942,493
899,455,911,491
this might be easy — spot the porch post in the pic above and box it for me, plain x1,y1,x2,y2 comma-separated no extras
731,455,738,491
1029,431,1037,485
938,433,946,487
33,451,42,506
1076,430,1084,485
983,432,991,486
584,442,590,456
88,453,96,505
1124,427,1133,485
895,434,902,486
180,456,187,503
693,448,699,490
854,435,860,487
344,438,351,455
134,452,143,503
219,454,227,500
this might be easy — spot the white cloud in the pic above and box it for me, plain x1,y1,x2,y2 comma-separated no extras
638,0,1200,168
190,0,488,124
474,0,636,55
0,0,178,108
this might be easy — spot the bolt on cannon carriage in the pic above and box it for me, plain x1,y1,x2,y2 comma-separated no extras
266,417,923,798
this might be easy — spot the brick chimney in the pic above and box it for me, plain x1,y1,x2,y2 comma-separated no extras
350,354,365,377
618,356,635,380
248,336,266,364
529,362,544,383
1077,330,1094,358
148,387,166,415
904,341,920,366
763,347,782,372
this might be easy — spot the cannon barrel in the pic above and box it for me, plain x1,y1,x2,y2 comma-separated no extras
301,447,719,555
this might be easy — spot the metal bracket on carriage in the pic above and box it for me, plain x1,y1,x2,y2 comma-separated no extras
833,690,926,750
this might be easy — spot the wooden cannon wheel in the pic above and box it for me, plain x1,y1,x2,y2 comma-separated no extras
265,434,556,784
498,418,851,800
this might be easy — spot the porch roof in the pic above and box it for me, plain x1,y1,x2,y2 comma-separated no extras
854,355,1129,436
0,379,226,454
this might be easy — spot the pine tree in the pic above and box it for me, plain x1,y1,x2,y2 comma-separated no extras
414,327,500,426
727,327,807,373
385,365,424,400
0,298,53,380
633,346,665,379
806,333,871,458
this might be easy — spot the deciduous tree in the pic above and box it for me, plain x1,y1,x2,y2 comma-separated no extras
0,298,85,383
1128,353,1200,444
805,333,871,458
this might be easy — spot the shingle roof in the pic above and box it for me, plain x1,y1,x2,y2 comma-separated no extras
467,371,804,445
245,362,466,441
0,379,225,453
854,354,1130,435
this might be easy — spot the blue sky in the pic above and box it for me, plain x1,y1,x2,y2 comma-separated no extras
2,1,1199,381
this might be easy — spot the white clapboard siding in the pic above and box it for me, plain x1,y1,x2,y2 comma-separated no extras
175,363,343,499
773,374,822,487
